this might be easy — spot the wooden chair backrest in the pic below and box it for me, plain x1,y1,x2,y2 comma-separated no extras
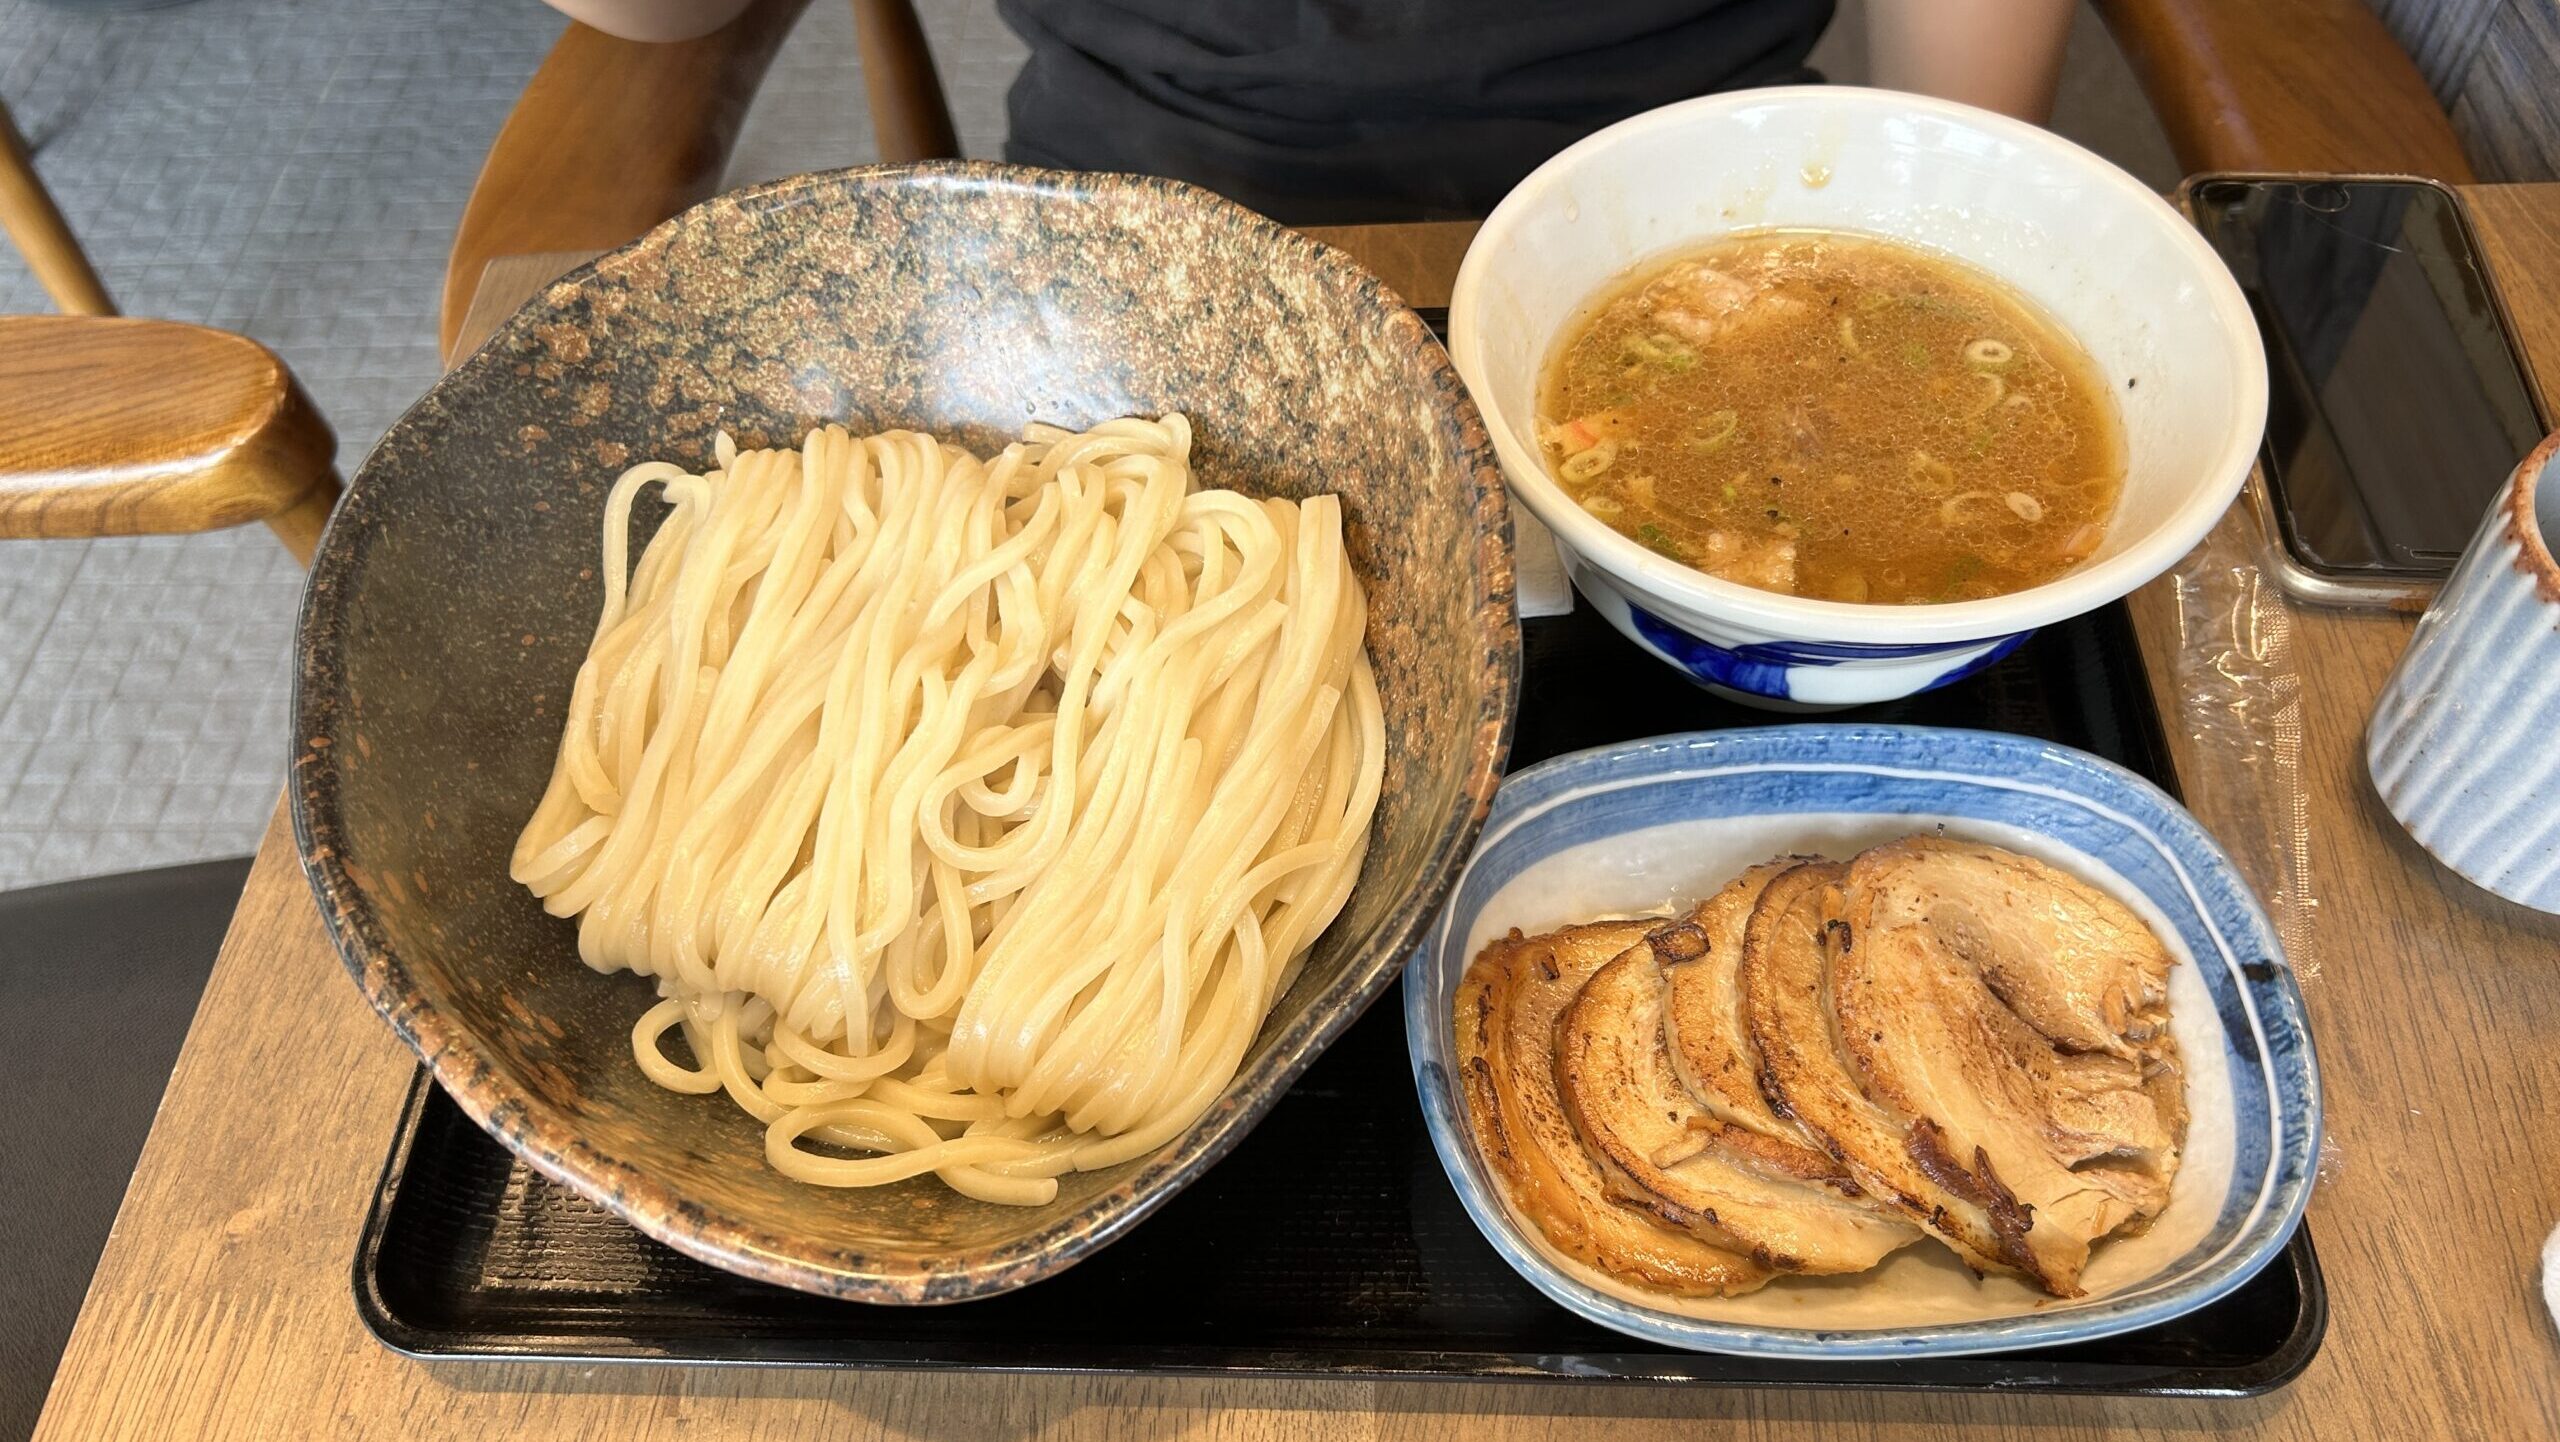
2095,0,2475,180
440,0,958,357
2370,0,2560,182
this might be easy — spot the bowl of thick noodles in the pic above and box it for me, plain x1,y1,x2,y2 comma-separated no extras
292,163,1518,1302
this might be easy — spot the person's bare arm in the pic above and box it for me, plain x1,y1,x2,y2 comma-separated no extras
1866,0,2077,124
539,0,754,42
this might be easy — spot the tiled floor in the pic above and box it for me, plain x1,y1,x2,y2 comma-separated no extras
0,0,2168,893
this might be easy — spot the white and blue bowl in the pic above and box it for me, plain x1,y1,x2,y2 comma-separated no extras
1405,726,2319,1358
1449,88,2266,707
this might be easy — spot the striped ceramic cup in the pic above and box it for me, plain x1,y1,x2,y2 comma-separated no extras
2368,430,2560,912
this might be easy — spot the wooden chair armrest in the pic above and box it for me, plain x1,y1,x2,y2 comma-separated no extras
2093,0,2475,181
0,316,338,563
439,0,815,357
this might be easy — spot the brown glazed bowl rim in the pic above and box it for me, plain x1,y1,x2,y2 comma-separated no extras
2505,428,2560,602
291,161,1521,1302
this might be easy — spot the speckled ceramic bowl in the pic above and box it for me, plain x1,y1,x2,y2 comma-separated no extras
293,162,1518,1302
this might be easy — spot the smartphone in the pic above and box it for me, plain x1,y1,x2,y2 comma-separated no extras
2186,175,2547,604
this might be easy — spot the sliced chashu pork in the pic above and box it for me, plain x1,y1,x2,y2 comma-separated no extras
1827,838,2185,1294
1555,923,1920,1275
1743,861,2040,1282
1457,920,1771,1297
1643,262,1810,350
1660,859,1846,1176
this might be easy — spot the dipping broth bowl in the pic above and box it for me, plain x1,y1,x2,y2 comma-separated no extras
1448,87,2266,707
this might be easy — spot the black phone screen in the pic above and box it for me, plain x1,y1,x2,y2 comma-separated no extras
2190,178,2545,579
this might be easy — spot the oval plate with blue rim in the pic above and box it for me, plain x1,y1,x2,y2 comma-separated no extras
1404,725,2319,1359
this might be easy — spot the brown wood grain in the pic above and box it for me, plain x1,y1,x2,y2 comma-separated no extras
0,97,114,316
2468,184,2560,373
445,251,601,366
2092,0,2477,181
0,315,339,561
36,200,2560,1440
436,0,813,360
850,0,958,164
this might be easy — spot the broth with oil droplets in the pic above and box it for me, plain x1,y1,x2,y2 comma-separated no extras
1538,231,2124,604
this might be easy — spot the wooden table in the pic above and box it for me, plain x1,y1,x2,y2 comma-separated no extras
33,191,2560,1442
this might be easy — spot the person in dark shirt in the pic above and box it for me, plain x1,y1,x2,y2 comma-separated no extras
544,0,2078,224
997,0,2079,222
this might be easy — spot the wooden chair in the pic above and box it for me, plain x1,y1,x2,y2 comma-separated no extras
440,0,958,357
0,111,344,1436
2092,0,2477,180
445,0,2537,359
5,0,942,582
0,98,115,317
0,315,340,562
7,1,963,557
3,94,340,561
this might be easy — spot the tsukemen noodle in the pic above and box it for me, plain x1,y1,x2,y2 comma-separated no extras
512,415,1383,1205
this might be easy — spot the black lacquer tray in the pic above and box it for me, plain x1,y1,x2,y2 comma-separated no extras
356,599,2325,1394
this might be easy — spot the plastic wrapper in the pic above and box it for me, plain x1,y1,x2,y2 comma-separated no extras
2162,500,2319,985
2162,495,2340,1186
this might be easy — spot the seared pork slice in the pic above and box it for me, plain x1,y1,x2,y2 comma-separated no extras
1457,921,1771,1298
1660,860,1839,1170
1904,840,2178,1060
1832,838,2185,1294
1693,529,1799,593
1644,263,1810,350
1740,863,2032,1280
1556,932,1921,1275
